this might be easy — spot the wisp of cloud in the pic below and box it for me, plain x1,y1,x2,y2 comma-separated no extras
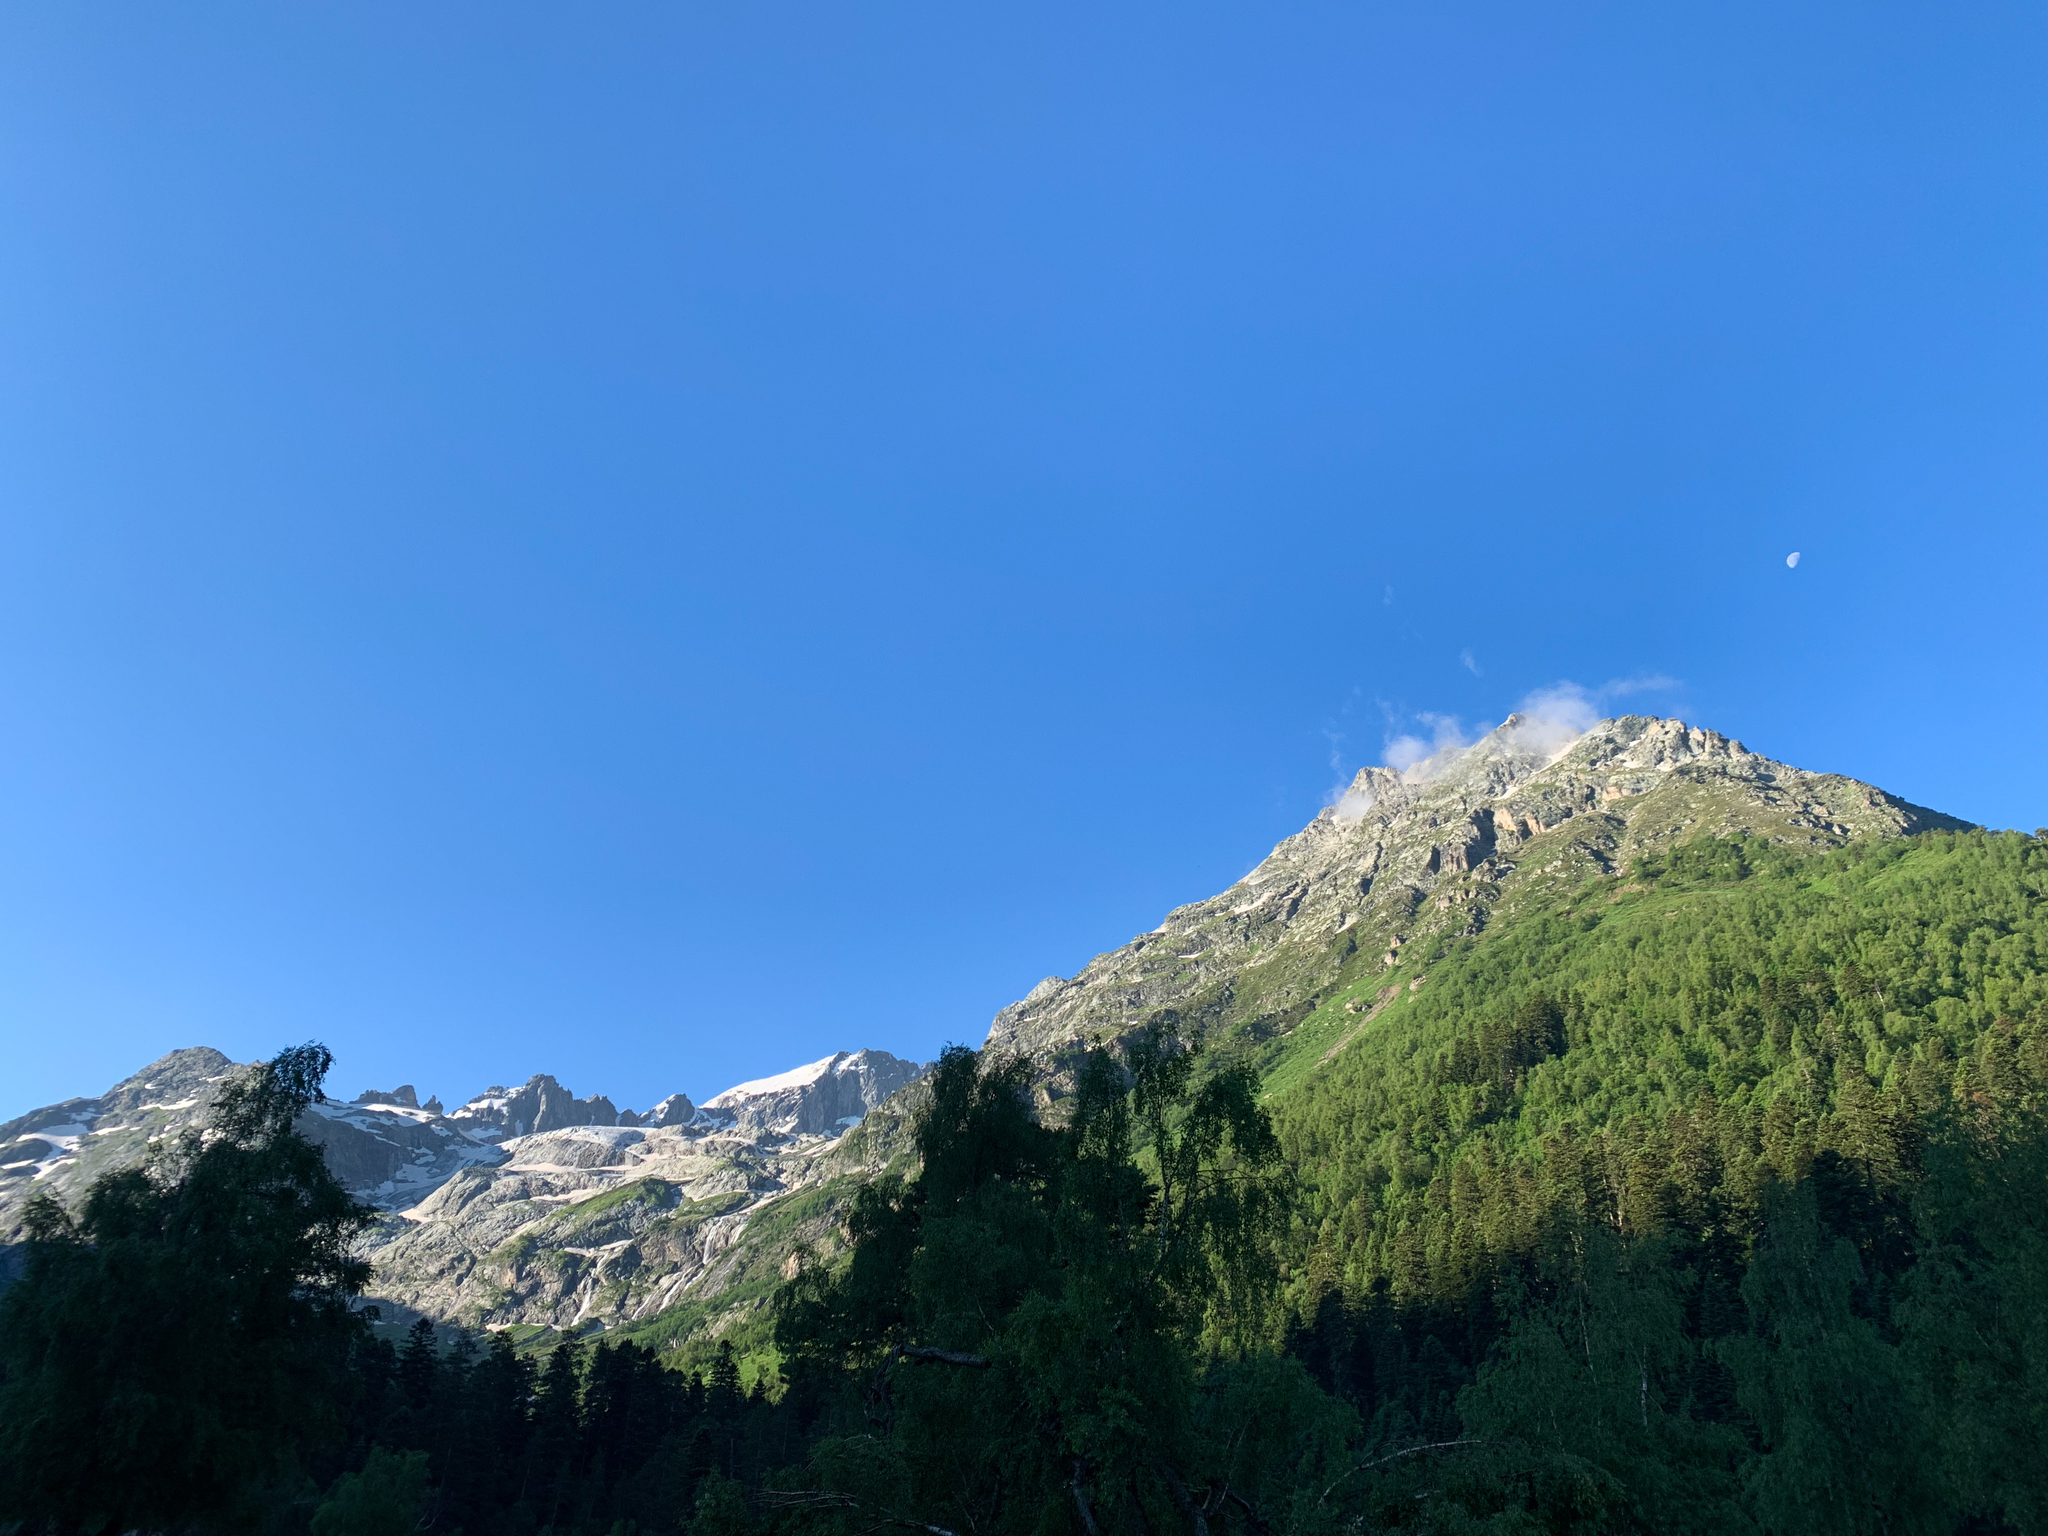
1324,674,1681,822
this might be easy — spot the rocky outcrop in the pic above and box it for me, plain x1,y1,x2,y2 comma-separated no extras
355,1085,448,1115
345,1052,923,1330
701,1050,924,1137
0,1047,240,1221
642,1093,697,1128
449,1076,628,1141
298,1099,509,1210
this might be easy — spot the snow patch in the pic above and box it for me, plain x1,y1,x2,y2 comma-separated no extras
704,1054,843,1107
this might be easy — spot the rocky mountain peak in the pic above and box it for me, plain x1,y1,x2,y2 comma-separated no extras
95,1046,239,1115
6,1038,933,1329
448,1074,625,1141
702,1049,927,1137
640,1092,697,1127
0,1047,242,1216
356,1084,424,1110
982,714,1969,1064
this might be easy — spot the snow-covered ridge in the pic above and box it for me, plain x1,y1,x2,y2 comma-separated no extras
4,1043,930,1238
698,1050,927,1137
703,1055,840,1106
4,1040,932,1336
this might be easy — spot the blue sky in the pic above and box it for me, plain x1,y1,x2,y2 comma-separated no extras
1,4,2041,1120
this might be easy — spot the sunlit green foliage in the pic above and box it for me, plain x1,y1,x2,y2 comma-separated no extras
1274,830,2048,1305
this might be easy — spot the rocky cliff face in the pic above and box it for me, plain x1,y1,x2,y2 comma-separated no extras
0,1047,240,1227
298,1098,510,1210
353,1049,924,1332
701,1051,925,1136
448,1076,635,1142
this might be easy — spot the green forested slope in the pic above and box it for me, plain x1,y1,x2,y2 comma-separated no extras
1271,828,2046,1304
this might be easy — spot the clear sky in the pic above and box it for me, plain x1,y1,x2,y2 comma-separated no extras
1,4,2041,1121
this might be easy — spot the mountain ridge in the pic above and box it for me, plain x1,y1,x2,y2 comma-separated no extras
0,714,1985,1347
984,714,1967,1078
0,1046,927,1313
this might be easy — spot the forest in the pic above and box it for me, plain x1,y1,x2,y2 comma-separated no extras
1,828,2044,1535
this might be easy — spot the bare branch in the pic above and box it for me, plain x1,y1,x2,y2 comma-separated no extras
1319,1440,1483,1503
1070,1460,1100,1536
1156,1462,1209,1536
1218,1487,1269,1534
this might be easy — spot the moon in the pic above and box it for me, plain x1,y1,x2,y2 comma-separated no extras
1786,552,1801,568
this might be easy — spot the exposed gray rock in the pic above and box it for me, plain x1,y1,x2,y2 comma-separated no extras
641,1092,697,1127
0,1047,240,1229
701,1050,925,1137
353,1052,925,1331
298,1099,508,1210
2,1043,928,1340
448,1075,626,1141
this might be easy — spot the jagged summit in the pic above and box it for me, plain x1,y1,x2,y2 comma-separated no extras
0,1047,239,1200
1334,714,1752,815
703,1049,926,1137
983,715,1969,1064
450,1075,627,1142
3,1040,931,1331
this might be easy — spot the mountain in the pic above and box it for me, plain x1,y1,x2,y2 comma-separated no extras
984,714,1966,1075
352,1049,924,1334
0,1046,926,1328
702,1051,925,1136
4,713,2020,1357
0,1047,241,1238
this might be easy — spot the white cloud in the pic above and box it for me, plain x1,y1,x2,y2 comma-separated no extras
1786,551,1801,569
1504,683,1601,757
1386,713,1477,780
1367,672,1687,780
1383,735,1429,772
1460,648,1481,675
1330,785,1378,824
1330,669,1687,811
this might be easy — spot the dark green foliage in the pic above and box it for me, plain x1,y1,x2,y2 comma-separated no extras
309,1448,429,1536
1267,831,2048,1533
771,1031,1295,1535
0,1043,373,1535
1276,830,2047,1305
